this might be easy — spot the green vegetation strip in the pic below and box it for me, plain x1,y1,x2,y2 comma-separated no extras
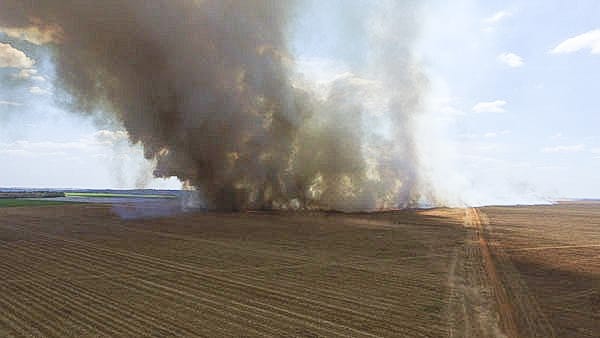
65,192,177,199
0,199,75,208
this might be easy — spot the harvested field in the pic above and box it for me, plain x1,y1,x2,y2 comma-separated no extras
482,202,600,338
0,199,74,208
0,202,597,337
0,192,65,199
0,205,470,337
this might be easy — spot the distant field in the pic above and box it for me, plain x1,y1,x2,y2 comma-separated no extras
0,191,64,199
0,199,74,208
65,192,177,199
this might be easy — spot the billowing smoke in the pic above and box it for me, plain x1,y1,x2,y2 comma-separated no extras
0,0,427,211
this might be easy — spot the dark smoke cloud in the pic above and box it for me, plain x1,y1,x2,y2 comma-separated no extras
0,0,427,210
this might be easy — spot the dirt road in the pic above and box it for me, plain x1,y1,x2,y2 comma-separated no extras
482,203,600,338
457,207,561,338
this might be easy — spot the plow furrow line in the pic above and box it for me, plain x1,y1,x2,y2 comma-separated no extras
163,275,427,337
0,295,56,337
545,304,600,319
246,271,444,297
31,236,176,274
0,245,177,284
19,237,171,277
0,270,97,337
115,224,312,265
509,244,600,251
13,228,432,335
117,277,290,337
136,277,381,338
0,290,46,338
0,263,144,336
217,262,317,273
230,269,446,320
2,224,438,337
327,264,446,291
58,278,204,337
5,244,115,277
0,251,201,336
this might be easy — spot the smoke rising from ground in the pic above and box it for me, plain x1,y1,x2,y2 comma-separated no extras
0,0,427,210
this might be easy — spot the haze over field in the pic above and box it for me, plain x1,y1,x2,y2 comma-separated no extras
1,0,599,209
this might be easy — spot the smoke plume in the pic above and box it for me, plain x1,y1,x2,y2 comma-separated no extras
0,0,427,211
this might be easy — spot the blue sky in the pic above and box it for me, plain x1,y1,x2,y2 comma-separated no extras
416,0,600,200
1,0,599,201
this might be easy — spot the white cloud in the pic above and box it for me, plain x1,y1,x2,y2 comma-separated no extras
542,144,585,153
551,29,600,55
472,100,507,113
0,100,21,106
0,25,62,45
29,86,51,95
497,52,524,67
483,10,512,24
0,42,35,68
94,130,129,145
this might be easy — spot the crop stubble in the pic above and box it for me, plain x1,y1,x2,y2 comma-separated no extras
0,202,597,337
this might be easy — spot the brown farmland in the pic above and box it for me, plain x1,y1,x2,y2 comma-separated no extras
0,202,598,337
481,202,600,338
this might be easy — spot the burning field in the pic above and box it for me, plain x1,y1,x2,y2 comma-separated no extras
0,201,598,337
0,1,598,337
0,0,431,211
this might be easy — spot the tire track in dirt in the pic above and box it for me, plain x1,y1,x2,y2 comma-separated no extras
444,247,468,338
468,208,520,338
508,244,600,252
467,208,558,338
